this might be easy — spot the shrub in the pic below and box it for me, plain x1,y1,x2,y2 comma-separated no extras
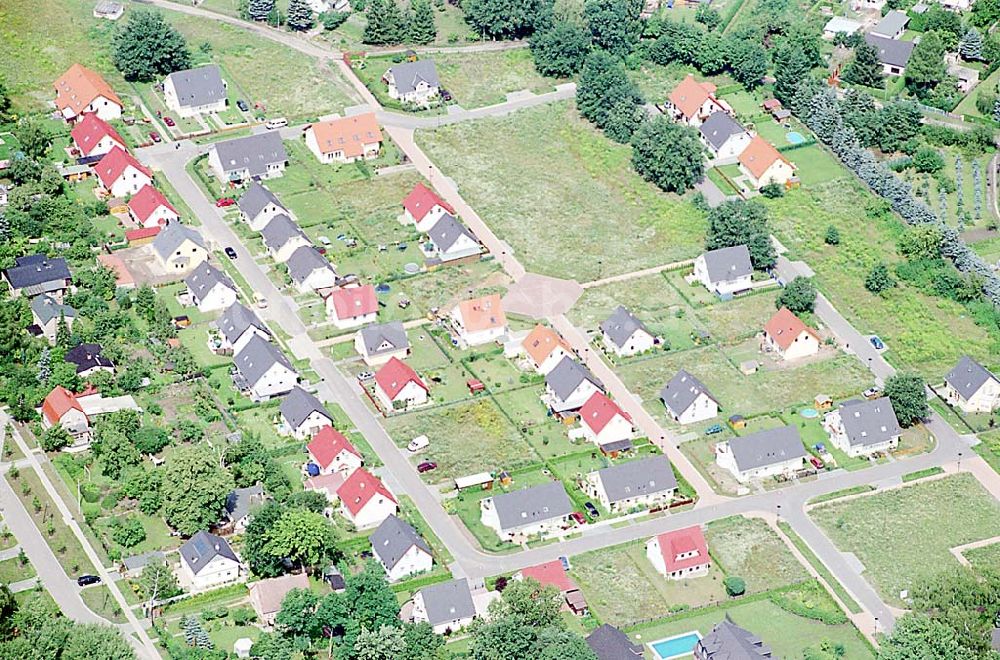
824,225,840,245
760,182,785,198
724,576,746,596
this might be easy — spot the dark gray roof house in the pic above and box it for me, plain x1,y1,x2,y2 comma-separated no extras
586,624,643,660
217,302,270,346
727,425,806,473
212,132,288,179
234,334,295,388
696,615,772,658
31,294,76,325
389,60,441,95
416,578,476,627
660,369,718,418
701,245,753,285
121,550,166,575
871,9,908,38
358,321,409,358
945,355,998,401
837,397,901,449
184,261,234,301
600,306,652,350
370,514,432,571
238,181,285,221
699,112,747,151
224,484,264,527
286,246,334,286
260,214,307,252
152,222,207,262
3,254,72,297
491,482,573,533
865,34,915,69
592,455,677,505
280,386,332,430
427,213,477,255
545,357,604,405
179,531,241,575
166,64,227,110
65,343,114,374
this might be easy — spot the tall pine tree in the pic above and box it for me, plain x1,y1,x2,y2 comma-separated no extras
287,0,315,30
247,0,275,21
842,42,883,87
408,0,437,45
364,0,404,45
959,28,984,61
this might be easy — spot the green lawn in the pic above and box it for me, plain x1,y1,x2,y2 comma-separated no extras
0,556,36,584
963,541,1000,571
80,585,127,623
416,101,707,281
694,290,779,344
954,65,1000,119
704,516,809,593
810,474,1000,606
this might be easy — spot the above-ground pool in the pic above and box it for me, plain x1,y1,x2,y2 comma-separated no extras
800,408,819,419
786,131,806,145
650,631,702,659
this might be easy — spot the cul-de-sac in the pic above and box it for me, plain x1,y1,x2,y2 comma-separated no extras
1,0,999,657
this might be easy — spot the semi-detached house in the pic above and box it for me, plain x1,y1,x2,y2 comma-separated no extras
209,131,287,183
586,455,677,513
480,481,573,541
232,334,298,401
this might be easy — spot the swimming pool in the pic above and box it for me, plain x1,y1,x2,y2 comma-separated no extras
787,131,806,145
649,631,702,659
799,407,819,419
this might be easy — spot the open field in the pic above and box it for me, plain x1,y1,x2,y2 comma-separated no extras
417,101,706,281
704,516,809,593
810,474,1000,606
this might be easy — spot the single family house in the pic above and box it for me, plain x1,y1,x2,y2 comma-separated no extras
232,335,298,401
698,112,752,159
70,112,126,159
370,514,433,582
336,467,397,529
823,397,901,457
326,284,378,329
374,357,429,411
286,246,338,293
280,386,334,440
128,184,179,228
223,484,265,533
576,392,634,449
216,302,271,355
647,525,711,580
402,182,454,232
305,113,383,164
238,182,288,231
53,63,122,122
600,306,655,357
306,425,363,476
260,214,310,263
184,261,237,313
586,455,677,513
660,369,719,425
178,531,244,592
693,245,753,296
354,321,410,366
695,616,772,659
943,356,1000,413
544,356,604,414
95,147,152,198
30,295,76,344
385,60,441,106
665,74,730,126
522,324,572,375
425,213,481,264
587,625,644,660
451,293,507,346
209,132,287,183
65,343,115,378
163,64,228,117
3,255,72,301
762,307,820,360
480,481,573,541
248,572,309,627
152,222,209,274
411,578,477,635
715,425,807,483
865,34,915,76
871,10,909,39
738,136,795,190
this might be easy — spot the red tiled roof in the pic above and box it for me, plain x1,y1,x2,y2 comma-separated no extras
669,74,718,120
336,467,395,516
125,226,162,242
374,357,428,401
454,294,506,333
70,113,126,156
519,560,576,593
307,425,361,470
304,471,346,493
328,284,378,320
127,185,177,223
41,385,84,425
738,136,791,180
53,64,122,116
309,113,383,158
95,147,151,189
97,253,136,287
522,324,571,367
763,307,818,351
402,182,454,222
656,525,710,573
578,392,631,434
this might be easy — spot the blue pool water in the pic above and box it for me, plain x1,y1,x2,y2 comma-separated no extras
650,632,701,659
787,131,806,145
800,407,819,419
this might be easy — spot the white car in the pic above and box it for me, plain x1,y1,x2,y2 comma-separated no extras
264,117,288,129
407,435,430,453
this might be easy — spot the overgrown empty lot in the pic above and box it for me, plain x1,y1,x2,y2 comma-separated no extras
416,102,706,282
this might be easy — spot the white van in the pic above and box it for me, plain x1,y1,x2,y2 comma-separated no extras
264,117,288,130
407,435,430,452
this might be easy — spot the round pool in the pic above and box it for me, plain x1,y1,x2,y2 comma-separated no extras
799,408,819,419
375,283,391,294
787,131,806,145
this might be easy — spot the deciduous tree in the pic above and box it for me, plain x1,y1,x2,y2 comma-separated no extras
705,200,777,269
530,21,591,77
776,277,817,313
883,372,928,427
583,0,643,58
464,0,551,40
630,117,704,193
161,445,233,535
112,9,192,82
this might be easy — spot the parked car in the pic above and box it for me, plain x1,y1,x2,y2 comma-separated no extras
407,435,430,452
224,247,238,260
809,456,824,469
163,116,176,127
236,99,250,112
215,197,236,207
254,293,268,309
570,512,586,525
265,117,288,129
417,461,437,473
77,575,101,587
583,502,600,518
356,371,374,382
149,131,161,143
704,424,723,435
869,336,885,350
863,387,881,399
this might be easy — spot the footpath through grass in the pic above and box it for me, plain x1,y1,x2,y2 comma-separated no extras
776,521,862,614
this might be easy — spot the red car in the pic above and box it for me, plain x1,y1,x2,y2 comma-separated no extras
215,197,236,208
417,461,437,473
163,116,176,127
570,512,586,525
809,456,824,469
149,131,161,143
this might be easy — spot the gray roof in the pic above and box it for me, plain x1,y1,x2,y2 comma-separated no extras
286,246,333,285
490,481,573,532
166,64,226,109
600,305,652,349
726,425,806,473
238,181,285,220
872,9,908,37
699,112,747,150
212,132,288,178
389,60,441,95
370,514,432,570
701,245,753,284
217,302,270,345
152,222,207,261
358,321,409,356
660,369,718,417
545,356,604,403
586,625,643,660
184,261,234,300
31,294,76,325
865,34,915,69
3,254,71,291
697,616,772,659
234,334,295,386
945,355,998,401
65,343,114,373
427,213,477,253
417,578,475,626
838,397,901,448
121,550,165,573
224,484,264,524
260,214,307,252
280,386,331,429
593,455,677,504
179,531,240,575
